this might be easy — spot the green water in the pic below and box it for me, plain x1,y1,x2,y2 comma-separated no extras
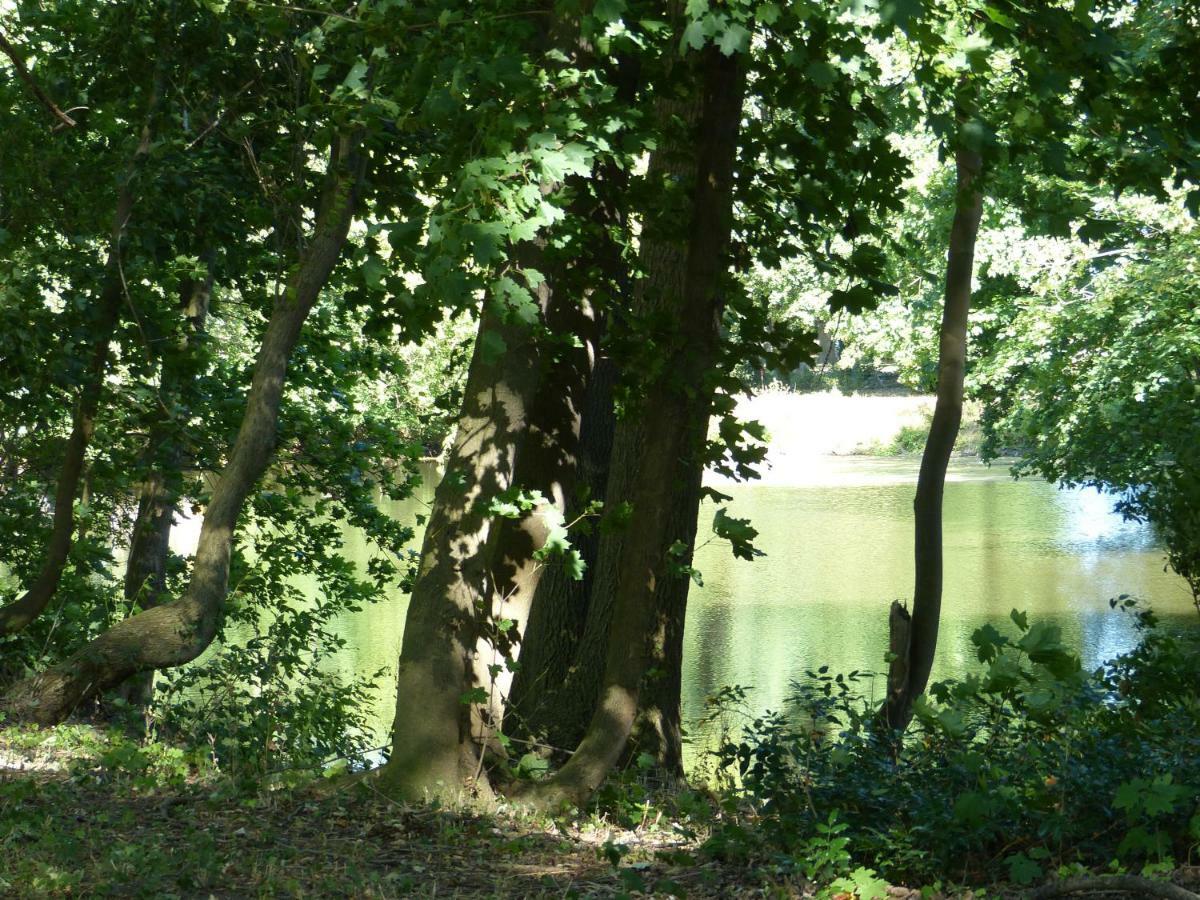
212,456,1195,764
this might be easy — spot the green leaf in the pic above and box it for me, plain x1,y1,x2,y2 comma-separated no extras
755,2,781,25
593,0,626,22
681,20,707,51
1007,852,1042,886
459,687,488,705
878,0,923,34
716,23,750,56
805,61,839,88
712,508,763,561
828,285,876,314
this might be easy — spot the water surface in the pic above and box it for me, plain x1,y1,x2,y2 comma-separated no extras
191,456,1195,766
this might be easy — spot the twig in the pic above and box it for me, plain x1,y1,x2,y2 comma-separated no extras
184,78,256,151
0,27,78,128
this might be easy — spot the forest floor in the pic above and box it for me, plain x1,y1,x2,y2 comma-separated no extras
0,724,873,898
4,726,1197,899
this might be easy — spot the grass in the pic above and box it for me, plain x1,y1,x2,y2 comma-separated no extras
6,723,1189,898
0,724,762,898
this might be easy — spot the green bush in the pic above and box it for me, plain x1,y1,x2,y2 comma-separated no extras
703,599,1200,887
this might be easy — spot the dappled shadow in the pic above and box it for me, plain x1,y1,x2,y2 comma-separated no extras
0,766,762,897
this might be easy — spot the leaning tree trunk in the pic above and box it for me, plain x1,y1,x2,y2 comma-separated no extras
0,90,159,638
883,137,983,732
520,45,745,810
116,273,213,706
0,134,365,725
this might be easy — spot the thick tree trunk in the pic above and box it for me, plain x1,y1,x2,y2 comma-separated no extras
503,354,617,749
0,95,158,637
884,139,983,731
508,370,704,781
379,24,638,801
481,279,600,729
116,274,213,706
626,454,705,778
520,46,744,810
0,134,364,725
376,305,545,801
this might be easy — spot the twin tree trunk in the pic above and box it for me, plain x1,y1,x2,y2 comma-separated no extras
0,135,365,724
884,138,984,731
0,95,159,638
380,17,636,802
520,45,745,809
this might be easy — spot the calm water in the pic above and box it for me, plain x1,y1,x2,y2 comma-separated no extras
198,456,1196,766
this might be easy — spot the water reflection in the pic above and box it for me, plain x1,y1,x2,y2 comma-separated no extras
682,459,1193,764
183,457,1193,769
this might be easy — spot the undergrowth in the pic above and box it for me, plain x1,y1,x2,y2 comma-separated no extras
701,598,1200,893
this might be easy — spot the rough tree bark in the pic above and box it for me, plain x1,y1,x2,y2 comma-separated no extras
378,11,635,802
884,135,983,731
519,44,745,809
503,354,617,748
0,134,365,724
375,304,546,801
0,89,159,638
116,272,213,706
506,373,704,780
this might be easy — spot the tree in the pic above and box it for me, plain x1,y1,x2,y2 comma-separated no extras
1,125,368,722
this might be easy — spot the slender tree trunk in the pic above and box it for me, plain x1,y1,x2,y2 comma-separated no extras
520,45,744,809
0,91,159,637
0,134,365,725
116,274,213,706
884,138,983,731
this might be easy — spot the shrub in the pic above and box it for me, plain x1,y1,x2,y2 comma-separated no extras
703,599,1200,887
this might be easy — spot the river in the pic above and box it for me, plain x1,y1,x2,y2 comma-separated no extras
219,452,1189,768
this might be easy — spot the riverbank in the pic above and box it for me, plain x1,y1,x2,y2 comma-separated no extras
728,388,984,470
0,724,877,898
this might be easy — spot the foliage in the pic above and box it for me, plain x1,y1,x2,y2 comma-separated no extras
977,227,1200,602
703,601,1200,886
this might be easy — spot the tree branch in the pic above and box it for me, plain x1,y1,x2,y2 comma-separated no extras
1030,875,1200,900
0,27,77,128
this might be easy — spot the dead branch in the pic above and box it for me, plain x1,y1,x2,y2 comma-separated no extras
1030,874,1200,900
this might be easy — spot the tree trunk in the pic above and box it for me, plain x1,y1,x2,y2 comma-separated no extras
0,134,365,725
509,368,704,781
378,20,638,802
503,353,617,749
0,91,159,637
116,273,213,706
884,138,983,731
376,304,546,801
520,45,744,810
481,274,601,729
